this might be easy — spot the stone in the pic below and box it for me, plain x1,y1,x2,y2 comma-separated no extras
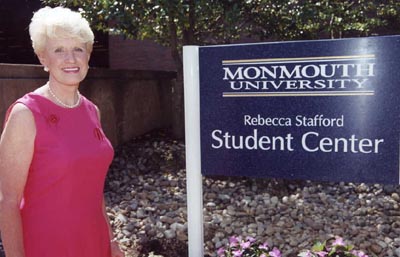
164,229,176,239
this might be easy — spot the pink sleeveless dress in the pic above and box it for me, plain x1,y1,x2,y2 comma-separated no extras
9,92,114,257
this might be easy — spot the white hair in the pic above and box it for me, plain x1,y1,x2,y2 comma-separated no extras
29,6,94,54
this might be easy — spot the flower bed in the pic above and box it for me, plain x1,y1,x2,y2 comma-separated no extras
217,236,368,257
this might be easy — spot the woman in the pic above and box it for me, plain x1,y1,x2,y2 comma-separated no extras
0,6,124,257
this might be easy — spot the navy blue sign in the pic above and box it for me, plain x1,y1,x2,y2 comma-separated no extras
199,36,400,184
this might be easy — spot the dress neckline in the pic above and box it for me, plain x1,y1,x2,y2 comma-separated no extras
29,92,84,110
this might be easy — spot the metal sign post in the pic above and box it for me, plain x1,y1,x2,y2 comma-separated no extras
183,45,204,257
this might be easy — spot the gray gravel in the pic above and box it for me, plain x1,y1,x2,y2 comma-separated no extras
105,131,400,257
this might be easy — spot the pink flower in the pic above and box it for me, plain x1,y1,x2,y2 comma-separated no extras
246,236,256,243
315,251,329,257
217,247,225,256
240,241,251,249
259,242,269,250
217,236,283,257
232,249,243,257
332,237,345,246
351,250,369,257
301,250,313,257
229,236,240,247
269,247,281,257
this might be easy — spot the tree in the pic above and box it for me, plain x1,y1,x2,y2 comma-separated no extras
41,0,400,138
250,0,400,40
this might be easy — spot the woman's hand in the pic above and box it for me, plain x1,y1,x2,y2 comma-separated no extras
111,241,125,257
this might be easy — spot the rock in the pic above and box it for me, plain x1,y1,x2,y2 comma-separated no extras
160,216,175,224
270,196,279,206
164,229,176,239
136,208,147,219
370,243,382,254
115,213,128,224
170,222,186,232
392,192,400,201
395,247,400,257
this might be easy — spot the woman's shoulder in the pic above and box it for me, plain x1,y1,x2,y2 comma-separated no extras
3,91,47,126
10,102,32,113
15,92,45,113
8,102,33,117
80,95,100,117
80,94,95,107
14,92,42,107
4,102,35,130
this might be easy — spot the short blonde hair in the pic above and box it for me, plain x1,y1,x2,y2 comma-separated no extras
29,6,94,54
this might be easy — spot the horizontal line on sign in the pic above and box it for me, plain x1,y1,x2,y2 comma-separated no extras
222,54,376,65
222,90,375,97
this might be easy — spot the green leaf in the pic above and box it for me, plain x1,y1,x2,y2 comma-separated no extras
311,241,326,252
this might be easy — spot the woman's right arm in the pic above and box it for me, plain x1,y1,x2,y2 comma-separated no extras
0,103,36,257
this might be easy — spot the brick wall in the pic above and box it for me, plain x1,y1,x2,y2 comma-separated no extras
109,35,176,72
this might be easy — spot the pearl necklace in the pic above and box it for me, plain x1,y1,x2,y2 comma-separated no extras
47,83,81,109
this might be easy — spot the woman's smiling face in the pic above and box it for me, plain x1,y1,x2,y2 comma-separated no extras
38,37,90,87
